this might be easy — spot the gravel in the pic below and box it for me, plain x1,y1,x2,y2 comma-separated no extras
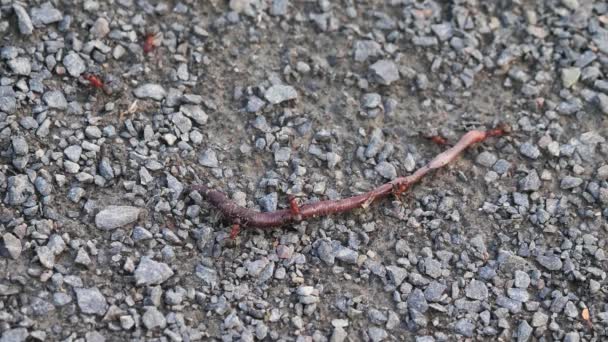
264,84,298,104
1,1,608,340
74,287,108,316
95,206,141,230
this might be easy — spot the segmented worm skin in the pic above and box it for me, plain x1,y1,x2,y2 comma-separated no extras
190,127,507,228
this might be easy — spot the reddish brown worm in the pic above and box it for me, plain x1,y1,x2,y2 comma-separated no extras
190,125,508,229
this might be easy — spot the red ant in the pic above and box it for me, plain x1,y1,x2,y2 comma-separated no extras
143,32,162,54
83,74,104,89
427,135,449,146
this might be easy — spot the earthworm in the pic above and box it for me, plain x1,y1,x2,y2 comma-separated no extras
190,125,509,230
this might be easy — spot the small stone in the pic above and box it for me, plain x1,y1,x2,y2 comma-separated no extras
31,3,63,26
516,320,533,342
75,287,108,316
597,165,608,180
0,328,28,342
90,17,110,38
536,254,562,271
264,84,298,104
560,176,583,189
2,233,22,259
514,270,530,288
331,327,347,342
13,5,34,35
37,246,55,269
424,281,447,302
8,57,31,76
561,67,581,88
375,162,397,180
369,60,400,85
43,90,68,110
85,331,105,342
142,306,167,330
368,327,387,342
274,147,291,163
270,0,289,16
407,289,428,313
133,84,166,101
519,170,541,192
476,151,497,167
11,136,28,155
258,192,278,212
134,256,174,286
465,279,488,300
562,0,579,10
431,22,453,41
199,149,218,167
520,142,540,159
180,105,208,125
64,145,82,162
531,311,548,327
63,52,86,77
353,40,382,62
95,206,141,230
507,288,529,302
4,175,35,205
564,332,580,342
195,264,219,288
597,93,608,115
454,318,474,337
386,265,407,286
246,96,265,112
53,292,72,306
361,93,382,108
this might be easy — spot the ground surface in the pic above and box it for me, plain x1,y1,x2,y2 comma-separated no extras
0,0,608,341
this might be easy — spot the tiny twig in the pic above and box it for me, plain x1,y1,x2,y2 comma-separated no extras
190,125,509,229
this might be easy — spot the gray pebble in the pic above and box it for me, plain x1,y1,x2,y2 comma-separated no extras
514,270,530,288
536,254,562,271
43,90,68,110
63,52,86,77
465,279,488,300
11,136,28,155
375,162,397,180
453,318,474,337
133,84,166,101
142,306,167,330
367,327,388,342
199,149,219,167
274,147,291,163
95,206,141,230
264,84,298,104
5,175,35,205
475,151,497,167
12,5,34,34
8,57,31,76
134,256,174,286
31,3,63,26
75,287,108,316
2,233,22,259
560,176,583,189
531,311,548,327
353,40,381,62
64,145,82,162
180,105,208,125
369,60,400,85
519,170,541,192
258,192,278,212
0,328,28,342
516,320,533,342
519,142,540,159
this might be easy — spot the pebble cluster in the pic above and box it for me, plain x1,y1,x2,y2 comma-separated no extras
0,0,607,341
